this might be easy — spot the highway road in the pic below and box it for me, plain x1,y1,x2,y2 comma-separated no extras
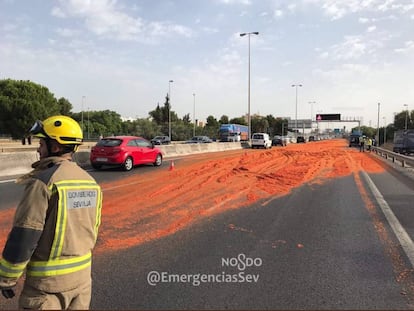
1,140,414,309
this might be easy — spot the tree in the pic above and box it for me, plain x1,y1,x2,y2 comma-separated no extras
57,97,73,116
229,117,247,125
72,110,123,137
182,113,191,124
219,115,229,124
251,116,269,134
148,103,164,124
204,115,220,139
133,118,161,139
172,119,193,140
351,125,376,138
266,114,276,136
394,109,413,130
0,79,60,139
148,94,180,137
266,116,289,137
163,94,171,124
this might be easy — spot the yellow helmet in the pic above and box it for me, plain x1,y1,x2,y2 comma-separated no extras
29,115,83,145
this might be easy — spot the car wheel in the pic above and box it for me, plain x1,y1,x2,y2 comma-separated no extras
154,154,162,166
92,163,102,170
123,157,133,171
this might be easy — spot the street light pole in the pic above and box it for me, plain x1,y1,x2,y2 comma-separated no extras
404,104,409,130
168,80,173,141
377,102,380,144
240,31,259,143
292,84,302,139
193,93,196,137
87,107,90,140
81,96,85,134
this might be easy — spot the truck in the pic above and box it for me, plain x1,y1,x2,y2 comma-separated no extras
349,130,362,147
393,130,414,155
219,124,248,142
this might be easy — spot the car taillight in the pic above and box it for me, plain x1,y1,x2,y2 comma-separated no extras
113,148,122,154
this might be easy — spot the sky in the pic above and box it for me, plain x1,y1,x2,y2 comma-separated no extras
1,0,413,131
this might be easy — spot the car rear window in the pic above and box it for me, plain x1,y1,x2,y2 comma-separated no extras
136,139,151,147
253,134,263,139
96,139,122,147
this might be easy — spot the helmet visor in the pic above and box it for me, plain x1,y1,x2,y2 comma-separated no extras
29,120,48,138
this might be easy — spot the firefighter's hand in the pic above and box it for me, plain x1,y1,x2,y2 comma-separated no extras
1,288,15,299
0,277,17,299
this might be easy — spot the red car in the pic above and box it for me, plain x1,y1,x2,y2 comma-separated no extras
90,136,163,171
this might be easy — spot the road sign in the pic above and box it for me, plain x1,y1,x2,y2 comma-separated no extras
316,114,341,121
288,119,312,129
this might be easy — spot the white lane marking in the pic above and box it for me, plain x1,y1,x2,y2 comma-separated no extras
0,179,15,184
362,171,414,268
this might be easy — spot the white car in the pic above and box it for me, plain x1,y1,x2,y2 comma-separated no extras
251,133,272,149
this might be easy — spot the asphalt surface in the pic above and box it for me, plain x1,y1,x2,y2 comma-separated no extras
90,174,412,309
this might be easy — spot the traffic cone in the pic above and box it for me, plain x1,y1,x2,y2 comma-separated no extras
169,160,175,171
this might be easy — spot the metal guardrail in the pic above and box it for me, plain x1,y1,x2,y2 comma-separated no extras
372,146,414,168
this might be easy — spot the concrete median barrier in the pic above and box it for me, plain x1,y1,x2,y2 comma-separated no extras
0,151,39,177
0,142,244,178
72,150,91,166
157,142,243,157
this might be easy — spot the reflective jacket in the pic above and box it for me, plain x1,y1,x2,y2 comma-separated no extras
0,156,102,292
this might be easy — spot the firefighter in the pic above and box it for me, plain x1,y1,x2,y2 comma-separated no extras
366,137,373,152
359,135,366,152
0,115,102,309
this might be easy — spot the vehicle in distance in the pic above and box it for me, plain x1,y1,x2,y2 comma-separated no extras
251,133,272,149
151,135,170,145
308,135,315,142
349,131,362,147
272,135,285,146
90,136,163,171
393,130,414,154
297,136,306,143
219,124,249,142
185,136,213,143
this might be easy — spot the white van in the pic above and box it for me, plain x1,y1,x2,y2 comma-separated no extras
251,133,272,149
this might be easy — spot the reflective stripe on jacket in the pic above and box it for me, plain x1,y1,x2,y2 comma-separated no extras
27,252,92,277
0,258,27,278
48,180,102,261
